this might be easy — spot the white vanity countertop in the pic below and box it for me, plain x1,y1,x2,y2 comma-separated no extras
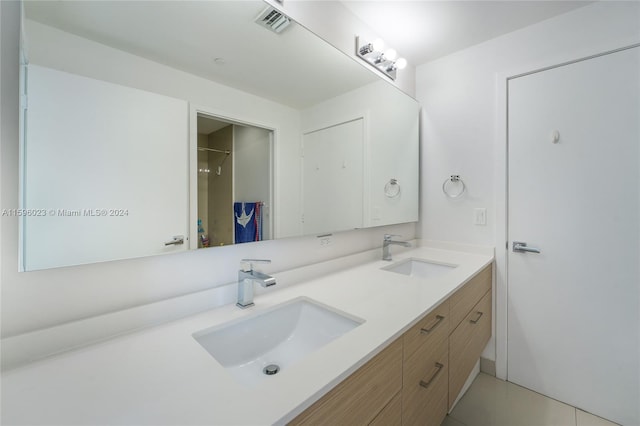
1,245,493,425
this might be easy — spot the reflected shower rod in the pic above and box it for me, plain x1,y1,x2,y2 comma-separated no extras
197,147,231,155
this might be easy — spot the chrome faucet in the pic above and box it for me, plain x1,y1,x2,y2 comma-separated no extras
382,234,411,261
237,259,276,309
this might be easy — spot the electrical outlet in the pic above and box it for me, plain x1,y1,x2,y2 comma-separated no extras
318,234,333,247
373,206,381,221
474,208,487,226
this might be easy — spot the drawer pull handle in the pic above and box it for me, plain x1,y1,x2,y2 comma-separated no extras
420,315,445,334
419,362,444,389
470,311,484,324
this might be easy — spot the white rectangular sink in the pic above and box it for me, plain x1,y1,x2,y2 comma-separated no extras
382,258,457,279
193,297,364,386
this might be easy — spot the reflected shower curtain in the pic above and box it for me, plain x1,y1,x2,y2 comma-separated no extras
234,202,263,244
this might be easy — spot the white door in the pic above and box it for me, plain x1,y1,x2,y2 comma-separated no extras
507,47,639,426
302,119,364,234
24,65,189,270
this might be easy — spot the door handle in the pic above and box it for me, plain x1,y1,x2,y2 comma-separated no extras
512,241,540,254
165,235,185,246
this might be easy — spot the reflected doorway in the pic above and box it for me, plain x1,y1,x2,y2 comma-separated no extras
196,114,273,248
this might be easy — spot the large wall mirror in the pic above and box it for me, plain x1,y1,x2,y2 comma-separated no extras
20,0,420,271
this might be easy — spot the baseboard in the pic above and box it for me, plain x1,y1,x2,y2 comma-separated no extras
480,357,496,376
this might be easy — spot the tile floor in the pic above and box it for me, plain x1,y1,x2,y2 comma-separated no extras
442,373,619,426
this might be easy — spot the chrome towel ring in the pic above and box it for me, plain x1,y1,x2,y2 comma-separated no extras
385,178,401,198
442,175,466,198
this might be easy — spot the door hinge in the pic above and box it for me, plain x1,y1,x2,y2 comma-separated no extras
20,94,28,110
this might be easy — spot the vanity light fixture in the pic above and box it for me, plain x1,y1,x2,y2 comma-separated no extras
356,36,407,81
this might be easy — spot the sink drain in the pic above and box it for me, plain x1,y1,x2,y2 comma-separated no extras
263,364,280,375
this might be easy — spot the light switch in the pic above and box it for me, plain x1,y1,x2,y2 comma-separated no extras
474,208,487,226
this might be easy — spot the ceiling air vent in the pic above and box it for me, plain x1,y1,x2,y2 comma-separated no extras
255,6,292,34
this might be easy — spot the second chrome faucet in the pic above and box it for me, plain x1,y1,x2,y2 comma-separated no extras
237,259,276,309
382,234,411,261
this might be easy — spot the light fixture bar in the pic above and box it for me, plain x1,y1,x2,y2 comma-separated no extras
355,36,406,81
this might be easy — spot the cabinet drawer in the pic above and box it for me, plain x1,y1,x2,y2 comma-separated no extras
403,300,449,362
290,338,403,426
402,339,448,426
449,264,492,332
449,289,492,409
369,391,401,426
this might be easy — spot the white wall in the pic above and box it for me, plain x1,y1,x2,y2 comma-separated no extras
416,1,640,368
0,2,416,341
417,1,640,246
302,80,420,228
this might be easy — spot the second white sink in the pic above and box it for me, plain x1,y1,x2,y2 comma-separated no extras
193,297,364,386
382,258,457,279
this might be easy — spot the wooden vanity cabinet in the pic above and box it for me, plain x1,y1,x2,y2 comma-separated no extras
289,264,493,426
290,338,403,426
400,263,492,422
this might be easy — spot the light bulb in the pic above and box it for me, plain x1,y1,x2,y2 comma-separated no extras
372,38,384,52
395,58,407,70
384,48,397,61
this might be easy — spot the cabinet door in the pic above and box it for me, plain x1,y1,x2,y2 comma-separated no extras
369,391,401,426
402,301,449,426
290,338,402,426
449,265,491,332
449,290,492,408
403,301,449,362
402,338,448,426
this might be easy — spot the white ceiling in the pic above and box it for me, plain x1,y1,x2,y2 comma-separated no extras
25,1,377,109
24,0,594,106
342,1,593,66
